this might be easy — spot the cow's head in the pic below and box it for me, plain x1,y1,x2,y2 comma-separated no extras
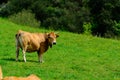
47,32,59,48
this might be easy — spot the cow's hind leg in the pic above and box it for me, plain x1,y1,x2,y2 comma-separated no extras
22,50,26,62
16,47,20,61
22,45,28,62
16,37,20,61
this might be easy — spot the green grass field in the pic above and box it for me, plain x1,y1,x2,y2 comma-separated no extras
0,18,120,80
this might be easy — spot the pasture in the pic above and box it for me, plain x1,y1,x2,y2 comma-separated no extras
0,18,120,80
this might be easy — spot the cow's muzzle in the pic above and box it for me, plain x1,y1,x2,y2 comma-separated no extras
53,42,56,45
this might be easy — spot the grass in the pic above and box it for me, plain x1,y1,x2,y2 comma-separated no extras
0,18,120,80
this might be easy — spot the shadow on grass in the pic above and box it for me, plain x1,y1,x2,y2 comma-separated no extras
2,58,15,61
2,58,38,63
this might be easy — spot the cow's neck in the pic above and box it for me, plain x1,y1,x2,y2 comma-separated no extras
40,38,50,53
45,39,52,49
40,42,48,53
44,33,52,48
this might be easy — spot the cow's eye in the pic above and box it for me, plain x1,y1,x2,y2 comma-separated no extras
48,36,53,40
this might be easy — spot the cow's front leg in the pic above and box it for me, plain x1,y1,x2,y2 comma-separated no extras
40,54,44,63
37,51,44,63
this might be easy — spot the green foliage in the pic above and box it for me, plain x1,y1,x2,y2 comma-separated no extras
88,0,120,37
83,22,92,35
0,0,34,16
8,9,40,28
0,0,90,33
113,21,120,36
0,18,120,80
1,0,120,38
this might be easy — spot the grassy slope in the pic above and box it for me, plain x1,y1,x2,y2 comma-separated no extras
0,18,120,80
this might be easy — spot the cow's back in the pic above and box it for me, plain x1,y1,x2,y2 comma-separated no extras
17,31,47,52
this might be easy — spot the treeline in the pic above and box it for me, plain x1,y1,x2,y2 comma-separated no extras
0,0,120,38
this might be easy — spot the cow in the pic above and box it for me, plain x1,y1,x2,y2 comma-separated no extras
15,30,59,63
3,74,41,80
0,66,41,80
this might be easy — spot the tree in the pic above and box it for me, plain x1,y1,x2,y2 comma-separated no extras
0,0,8,4
88,0,120,37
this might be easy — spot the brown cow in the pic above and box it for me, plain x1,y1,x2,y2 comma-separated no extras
0,66,41,80
15,30,59,63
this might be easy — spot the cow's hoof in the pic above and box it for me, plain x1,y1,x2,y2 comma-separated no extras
40,61,44,63
16,59,18,62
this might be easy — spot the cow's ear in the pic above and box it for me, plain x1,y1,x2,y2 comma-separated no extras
48,33,51,38
56,34,59,38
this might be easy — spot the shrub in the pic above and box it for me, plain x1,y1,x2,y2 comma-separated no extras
83,22,92,35
104,21,120,38
113,21,120,36
8,9,40,27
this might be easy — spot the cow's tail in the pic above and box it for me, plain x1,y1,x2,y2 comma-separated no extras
15,33,23,49
0,66,3,80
